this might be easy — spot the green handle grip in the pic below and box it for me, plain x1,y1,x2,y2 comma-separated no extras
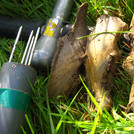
0,88,31,112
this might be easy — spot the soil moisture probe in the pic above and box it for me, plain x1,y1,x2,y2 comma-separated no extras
0,26,40,134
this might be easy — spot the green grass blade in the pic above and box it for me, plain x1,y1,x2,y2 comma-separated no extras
54,87,83,134
25,114,34,134
90,94,105,134
78,30,134,39
122,0,134,15
79,75,101,111
21,125,27,134
46,88,55,134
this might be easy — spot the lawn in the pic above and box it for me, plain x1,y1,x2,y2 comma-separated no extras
0,0,134,134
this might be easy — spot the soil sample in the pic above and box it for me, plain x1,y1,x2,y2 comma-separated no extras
123,15,134,113
48,3,89,98
85,14,128,110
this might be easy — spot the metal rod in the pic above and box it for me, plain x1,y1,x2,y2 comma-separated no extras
24,36,35,65
28,27,40,65
9,26,23,62
21,30,34,64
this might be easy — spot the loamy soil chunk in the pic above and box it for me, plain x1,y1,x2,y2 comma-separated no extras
123,15,134,113
48,3,89,98
85,14,128,110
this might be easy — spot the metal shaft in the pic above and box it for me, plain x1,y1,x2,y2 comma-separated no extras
21,30,34,64
28,27,40,65
9,26,23,62
25,36,35,65
31,0,72,71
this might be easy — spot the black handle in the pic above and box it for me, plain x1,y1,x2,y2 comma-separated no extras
0,16,44,40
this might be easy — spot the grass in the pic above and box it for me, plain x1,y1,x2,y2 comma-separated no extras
0,0,134,133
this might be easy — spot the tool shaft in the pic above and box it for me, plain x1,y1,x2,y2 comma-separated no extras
32,0,72,71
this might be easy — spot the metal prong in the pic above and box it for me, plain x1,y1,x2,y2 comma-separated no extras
24,36,35,65
28,27,40,66
21,30,34,64
9,26,23,62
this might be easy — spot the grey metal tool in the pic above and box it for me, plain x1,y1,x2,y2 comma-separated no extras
0,26,40,134
32,0,72,71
